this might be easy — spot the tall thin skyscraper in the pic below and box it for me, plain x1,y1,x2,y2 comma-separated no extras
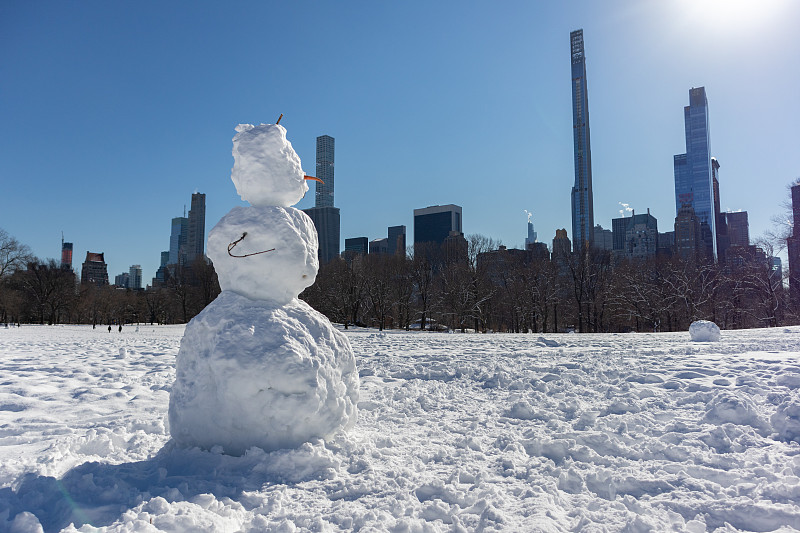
303,135,340,264
674,87,716,260
525,219,537,249
315,135,335,208
570,29,595,252
187,192,206,262
788,183,800,300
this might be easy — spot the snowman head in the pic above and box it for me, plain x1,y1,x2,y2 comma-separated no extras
231,123,308,207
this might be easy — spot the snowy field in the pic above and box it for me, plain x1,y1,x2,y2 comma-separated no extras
2,325,800,532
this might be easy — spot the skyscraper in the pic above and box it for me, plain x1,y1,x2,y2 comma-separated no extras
60,239,73,271
413,205,463,246
186,192,206,263
712,158,729,263
388,225,407,256
674,87,716,260
369,238,389,255
315,135,335,208
304,135,340,264
726,211,750,248
344,237,368,259
169,217,188,265
129,264,142,290
789,183,800,300
525,219,538,249
570,29,594,252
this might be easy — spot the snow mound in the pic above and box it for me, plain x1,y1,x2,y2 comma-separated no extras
231,123,308,207
703,391,766,431
689,320,721,342
169,292,359,455
771,395,800,442
207,206,318,305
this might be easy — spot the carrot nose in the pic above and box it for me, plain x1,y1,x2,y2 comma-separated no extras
304,175,324,184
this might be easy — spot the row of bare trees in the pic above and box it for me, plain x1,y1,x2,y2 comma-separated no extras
0,226,791,331
0,228,220,326
302,235,792,333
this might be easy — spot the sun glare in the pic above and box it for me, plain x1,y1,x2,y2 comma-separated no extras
678,0,788,32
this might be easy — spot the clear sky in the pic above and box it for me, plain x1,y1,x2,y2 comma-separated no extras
1,0,798,283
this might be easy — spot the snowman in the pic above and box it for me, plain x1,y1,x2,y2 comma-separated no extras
168,121,359,455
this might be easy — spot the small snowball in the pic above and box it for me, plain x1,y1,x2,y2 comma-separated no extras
689,320,721,342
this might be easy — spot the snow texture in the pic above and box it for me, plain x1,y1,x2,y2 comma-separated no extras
4,325,800,531
207,205,318,305
231,123,308,207
169,293,359,455
690,319,722,342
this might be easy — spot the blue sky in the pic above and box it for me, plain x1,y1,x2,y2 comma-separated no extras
1,1,798,282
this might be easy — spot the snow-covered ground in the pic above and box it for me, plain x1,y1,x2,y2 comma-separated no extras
2,324,800,532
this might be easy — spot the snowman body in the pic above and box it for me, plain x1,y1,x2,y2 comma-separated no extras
168,123,359,455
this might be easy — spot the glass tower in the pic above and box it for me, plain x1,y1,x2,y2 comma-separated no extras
674,87,716,259
187,192,206,262
315,135,335,208
570,29,594,252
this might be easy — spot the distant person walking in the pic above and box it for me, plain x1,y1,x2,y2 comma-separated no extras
108,325,111,333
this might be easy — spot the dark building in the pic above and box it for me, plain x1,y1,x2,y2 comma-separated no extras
787,184,800,300
369,238,389,255
186,193,206,263
726,211,750,249
657,232,675,257
570,29,595,252
612,211,658,259
81,252,109,286
153,251,170,287
388,225,407,256
674,204,701,262
303,206,341,264
414,205,463,246
712,158,730,263
478,246,539,285
527,242,550,260
551,229,572,261
61,239,73,271
593,225,613,251
344,237,368,259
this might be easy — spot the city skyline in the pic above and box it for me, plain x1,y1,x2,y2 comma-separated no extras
1,2,798,281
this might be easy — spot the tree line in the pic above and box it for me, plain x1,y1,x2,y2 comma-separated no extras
0,229,220,326
1,227,793,332
301,235,792,333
